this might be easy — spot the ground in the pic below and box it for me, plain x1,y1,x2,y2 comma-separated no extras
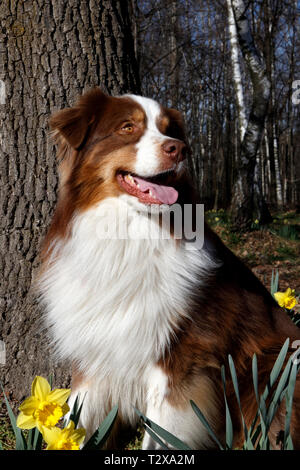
0,210,299,450
207,209,300,304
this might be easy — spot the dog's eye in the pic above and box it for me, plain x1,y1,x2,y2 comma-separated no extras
120,123,135,133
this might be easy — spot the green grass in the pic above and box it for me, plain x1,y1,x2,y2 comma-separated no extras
269,224,299,241
272,210,300,223
268,211,299,241
272,244,297,260
0,408,15,450
125,426,144,450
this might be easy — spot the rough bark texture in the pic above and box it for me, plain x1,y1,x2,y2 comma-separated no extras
226,0,247,142
0,0,140,401
229,0,271,231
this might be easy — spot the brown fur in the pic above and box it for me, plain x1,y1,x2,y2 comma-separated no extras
158,221,300,448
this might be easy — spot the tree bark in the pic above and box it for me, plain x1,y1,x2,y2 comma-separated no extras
226,0,247,142
169,0,180,108
229,0,271,231
0,0,140,401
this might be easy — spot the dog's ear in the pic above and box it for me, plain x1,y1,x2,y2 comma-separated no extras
50,88,107,150
50,107,91,150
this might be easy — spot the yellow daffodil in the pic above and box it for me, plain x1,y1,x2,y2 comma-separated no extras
215,217,220,222
41,420,86,450
16,376,70,432
274,288,297,310
254,219,259,224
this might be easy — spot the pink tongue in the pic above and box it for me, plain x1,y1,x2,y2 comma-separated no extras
133,176,178,204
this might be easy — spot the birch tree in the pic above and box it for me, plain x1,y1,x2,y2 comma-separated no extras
226,0,247,142
229,0,271,230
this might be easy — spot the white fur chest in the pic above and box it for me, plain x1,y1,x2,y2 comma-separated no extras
40,198,215,419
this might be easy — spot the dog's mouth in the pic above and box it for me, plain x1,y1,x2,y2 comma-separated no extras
116,170,179,205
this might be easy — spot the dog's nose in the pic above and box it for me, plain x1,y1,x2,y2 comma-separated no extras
161,139,187,162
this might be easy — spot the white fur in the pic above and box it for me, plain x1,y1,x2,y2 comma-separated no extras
39,195,218,445
142,367,214,450
126,95,170,177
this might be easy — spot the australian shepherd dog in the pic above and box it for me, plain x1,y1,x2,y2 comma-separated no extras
38,88,300,449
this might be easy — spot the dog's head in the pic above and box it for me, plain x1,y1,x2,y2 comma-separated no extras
50,88,190,211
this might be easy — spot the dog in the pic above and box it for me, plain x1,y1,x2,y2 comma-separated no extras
38,88,300,449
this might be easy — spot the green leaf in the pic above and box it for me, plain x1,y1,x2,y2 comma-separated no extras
252,354,259,405
221,366,233,449
283,361,297,448
264,338,289,400
0,383,27,450
285,435,294,450
267,357,292,417
190,400,224,450
258,395,267,441
135,408,191,450
29,427,43,451
254,340,299,447
48,374,53,390
250,341,289,447
83,405,118,450
228,355,249,444
270,269,279,296
255,338,289,435
243,434,255,450
139,423,169,450
67,393,86,428
27,429,34,450
250,424,262,448
27,427,42,450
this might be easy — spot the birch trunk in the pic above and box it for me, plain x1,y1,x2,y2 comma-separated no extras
226,0,247,142
270,59,283,206
264,132,271,198
229,0,271,230
273,123,283,206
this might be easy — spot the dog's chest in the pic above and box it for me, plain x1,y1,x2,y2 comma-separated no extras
41,200,213,380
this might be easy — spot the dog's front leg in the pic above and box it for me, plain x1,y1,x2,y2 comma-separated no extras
66,369,113,448
67,367,134,449
141,366,197,450
142,366,220,450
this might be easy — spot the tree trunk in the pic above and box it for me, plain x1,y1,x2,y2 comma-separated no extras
226,0,247,142
169,0,180,108
0,0,140,401
270,58,283,207
229,0,271,231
